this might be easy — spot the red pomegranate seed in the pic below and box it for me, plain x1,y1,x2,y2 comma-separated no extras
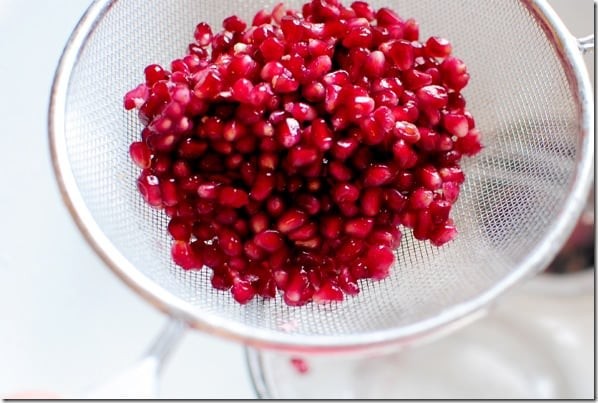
430,222,457,246
223,15,247,33
288,146,319,167
351,1,375,20
254,230,285,252
137,172,162,208
277,209,307,233
172,240,202,270
260,37,285,61
123,84,149,110
403,18,419,40
409,188,434,209
194,22,213,47
283,271,314,306
219,228,243,257
313,281,344,303
321,215,342,239
219,186,249,208
363,164,393,187
425,36,452,58
365,244,394,280
385,188,408,212
253,9,272,26
385,40,414,71
442,181,461,203
440,56,470,91
345,217,374,238
418,165,443,190
250,171,275,201
417,85,448,109
276,117,302,148
168,217,191,241
232,280,256,304
129,141,152,169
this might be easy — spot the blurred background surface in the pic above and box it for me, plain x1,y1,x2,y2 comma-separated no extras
0,0,593,398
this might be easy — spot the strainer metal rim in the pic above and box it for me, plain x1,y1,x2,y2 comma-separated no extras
48,0,594,352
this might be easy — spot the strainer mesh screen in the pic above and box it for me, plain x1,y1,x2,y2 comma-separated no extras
62,0,582,339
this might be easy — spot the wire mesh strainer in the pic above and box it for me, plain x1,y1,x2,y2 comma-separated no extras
49,0,593,353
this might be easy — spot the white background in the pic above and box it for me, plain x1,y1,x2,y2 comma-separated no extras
0,0,593,398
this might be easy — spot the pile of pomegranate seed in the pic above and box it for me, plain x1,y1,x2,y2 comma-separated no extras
124,0,482,306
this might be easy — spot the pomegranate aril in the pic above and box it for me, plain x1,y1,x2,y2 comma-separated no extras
409,188,434,209
384,40,414,71
194,22,213,46
363,164,393,187
219,228,243,257
130,141,152,169
365,244,394,280
418,165,443,190
430,222,457,246
277,209,307,233
276,118,302,148
232,280,256,304
223,15,247,33
172,241,202,270
137,172,162,208
345,217,374,238
260,37,285,61
313,281,344,303
283,271,314,306
168,217,191,241
254,230,285,252
424,36,452,58
219,186,249,208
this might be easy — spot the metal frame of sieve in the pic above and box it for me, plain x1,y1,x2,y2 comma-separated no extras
49,0,594,352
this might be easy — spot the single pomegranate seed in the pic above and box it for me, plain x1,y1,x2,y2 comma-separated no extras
123,84,149,110
430,222,457,246
194,22,213,47
283,271,314,306
376,7,403,26
172,240,202,270
223,15,247,33
260,37,285,61
337,237,365,263
276,118,302,148
417,85,448,110
277,209,307,233
129,141,152,169
232,280,256,304
365,244,394,280
254,230,284,252
385,40,414,71
409,188,434,209
385,188,408,212
137,172,162,208
363,164,393,187
288,146,319,168
440,56,470,91
168,217,191,241
219,186,249,208
418,165,443,190
253,9,272,26
313,281,344,303
345,217,374,238
351,1,375,20
219,228,243,257
425,36,452,58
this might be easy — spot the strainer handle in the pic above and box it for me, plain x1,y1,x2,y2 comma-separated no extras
578,35,594,54
85,318,186,398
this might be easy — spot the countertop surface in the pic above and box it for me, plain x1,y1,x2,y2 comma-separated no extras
0,0,593,398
